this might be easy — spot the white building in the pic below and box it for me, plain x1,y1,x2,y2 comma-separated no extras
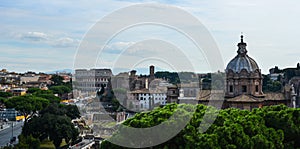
127,89,167,110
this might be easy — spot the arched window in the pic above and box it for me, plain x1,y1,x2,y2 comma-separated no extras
230,85,233,92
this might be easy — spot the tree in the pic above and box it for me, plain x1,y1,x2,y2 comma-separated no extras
101,104,299,149
0,91,13,98
23,112,79,148
21,102,80,148
0,97,6,104
64,104,81,119
4,95,49,124
33,89,53,95
34,94,60,103
49,115,79,148
154,71,180,85
38,103,80,120
49,85,71,96
14,134,40,149
50,74,64,86
27,88,41,94
263,75,282,92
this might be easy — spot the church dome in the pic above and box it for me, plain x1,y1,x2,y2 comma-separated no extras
226,35,259,73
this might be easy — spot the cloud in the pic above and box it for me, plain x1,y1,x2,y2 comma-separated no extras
17,31,48,41
1,0,300,74
103,41,135,54
12,31,79,48
52,37,80,48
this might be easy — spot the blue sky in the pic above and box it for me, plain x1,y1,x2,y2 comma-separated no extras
1,0,299,74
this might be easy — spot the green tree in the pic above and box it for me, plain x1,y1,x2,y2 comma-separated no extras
30,89,60,103
64,104,81,119
49,85,71,96
15,134,40,149
0,91,13,98
38,103,80,120
50,74,64,86
258,105,300,148
23,113,79,148
263,75,282,92
101,104,298,149
50,115,79,148
21,102,80,148
155,71,180,85
4,95,49,124
34,93,60,103
34,89,53,95
0,97,6,104
27,87,41,94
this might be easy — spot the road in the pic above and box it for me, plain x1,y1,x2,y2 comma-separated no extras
69,139,95,149
0,121,23,147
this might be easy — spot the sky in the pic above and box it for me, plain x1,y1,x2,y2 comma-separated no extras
1,0,300,74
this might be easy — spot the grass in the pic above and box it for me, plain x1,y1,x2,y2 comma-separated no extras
40,139,67,149
104,121,116,127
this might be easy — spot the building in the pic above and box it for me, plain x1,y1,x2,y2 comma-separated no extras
10,88,26,96
111,72,130,89
74,69,112,94
0,108,18,121
129,65,155,91
225,35,264,98
177,82,200,104
127,89,167,110
126,66,169,110
197,35,291,110
167,85,179,103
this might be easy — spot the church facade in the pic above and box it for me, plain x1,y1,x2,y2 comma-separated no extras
225,35,264,98
198,35,291,110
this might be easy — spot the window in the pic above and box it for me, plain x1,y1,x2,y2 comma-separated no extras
229,85,233,92
242,86,247,93
255,85,259,92
140,97,143,100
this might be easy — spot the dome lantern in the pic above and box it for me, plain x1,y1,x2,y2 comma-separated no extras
226,35,259,73
237,34,247,56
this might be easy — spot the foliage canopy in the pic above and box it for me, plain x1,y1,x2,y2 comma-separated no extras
101,104,300,149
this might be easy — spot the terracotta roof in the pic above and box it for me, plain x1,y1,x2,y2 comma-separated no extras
264,93,286,101
227,95,263,102
226,93,286,102
198,90,225,101
129,89,150,94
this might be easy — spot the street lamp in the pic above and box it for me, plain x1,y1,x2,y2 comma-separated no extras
10,121,14,144
12,121,13,134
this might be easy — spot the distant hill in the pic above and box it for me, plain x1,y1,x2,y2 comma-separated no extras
45,69,73,74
